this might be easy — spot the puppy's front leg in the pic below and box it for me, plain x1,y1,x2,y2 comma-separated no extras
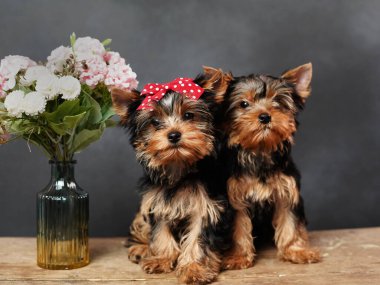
127,191,155,263
222,209,255,270
127,212,151,263
176,215,220,284
140,221,180,274
273,177,320,264
222,176,255,270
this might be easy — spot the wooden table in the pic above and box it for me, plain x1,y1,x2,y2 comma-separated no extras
0,228,379,284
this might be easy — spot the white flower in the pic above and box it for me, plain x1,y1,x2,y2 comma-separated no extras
0,55,36,78
20,66,52,86
2,77,16,91
4,90,25,117
0,74,7,98
0,55,36,90
23,91,46,116
4,90,46,117
74,37,105,61
46,46,72,73
36,74,60,100
58,76,81,100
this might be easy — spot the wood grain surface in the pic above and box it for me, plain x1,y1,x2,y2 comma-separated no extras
0,227,379,284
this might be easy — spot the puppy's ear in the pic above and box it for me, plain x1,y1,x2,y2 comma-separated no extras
199,66,233,104
111,88,141,124
281,62,312,101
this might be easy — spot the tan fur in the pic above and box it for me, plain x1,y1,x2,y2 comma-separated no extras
222,209,255,270
111,88,141,123
225,76,300,153
127,212,152,263
129,212,151,244
281,62,312,101
128,244,150,264
141,184,222,226
141,256,177,274
227,97,296,153
176,219,221,284
225,173,314,268
273,198,320,264
202,66,233,104
137,122,214,169
140,221,180,274
176,260,218,284
139,184,223,280
224,63,318,269
227,173,300,209
132,97,215,181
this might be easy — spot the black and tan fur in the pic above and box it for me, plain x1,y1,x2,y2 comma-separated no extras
111,70,232,284
211,63,320,269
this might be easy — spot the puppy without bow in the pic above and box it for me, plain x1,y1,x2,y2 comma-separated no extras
111,72,232,284
212,63,320,269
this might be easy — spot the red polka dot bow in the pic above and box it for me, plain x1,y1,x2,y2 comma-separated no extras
137,77,204,110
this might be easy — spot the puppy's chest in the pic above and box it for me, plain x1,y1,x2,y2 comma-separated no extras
237,150,277,178
141,181,221,224
229,153,299,204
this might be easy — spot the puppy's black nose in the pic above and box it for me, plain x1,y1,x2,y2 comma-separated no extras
168,131,181,143
258,113,271,124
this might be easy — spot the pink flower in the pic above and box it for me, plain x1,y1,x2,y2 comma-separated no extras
0,55,36,91
77,56,107,88
104,52,138,91
0,123,9,144
103,51,124,65
0,132,10,144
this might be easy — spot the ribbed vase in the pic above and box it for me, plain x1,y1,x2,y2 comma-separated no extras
37,161,89,269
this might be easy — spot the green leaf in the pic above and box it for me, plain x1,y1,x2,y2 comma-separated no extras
44,99,85,123
102,38,112,47
9,119,34,134
82,94,102,124
47,112,87,136
63,112,87,131
26,134,54,158
70,128,103,153
18,86,31,93
48,122,67,135
0,102,6,114
101,104,116,122
70,33,76,47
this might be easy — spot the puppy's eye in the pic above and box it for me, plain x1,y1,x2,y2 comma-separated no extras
240,101,249,108
183,112,194,120
151,118,160,127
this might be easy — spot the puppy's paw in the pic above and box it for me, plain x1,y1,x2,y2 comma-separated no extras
140,256,176,274
281,247,321,264
222,254,254,270
127,244,150,264
176,262,218,284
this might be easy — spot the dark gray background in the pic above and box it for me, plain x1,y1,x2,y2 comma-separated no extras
0,0,379,236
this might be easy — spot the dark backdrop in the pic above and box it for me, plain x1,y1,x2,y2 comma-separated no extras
0,0,379,236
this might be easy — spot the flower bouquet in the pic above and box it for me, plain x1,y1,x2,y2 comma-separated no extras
0,33,138,269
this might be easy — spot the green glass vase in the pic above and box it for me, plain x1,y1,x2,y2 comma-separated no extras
37,161,89,269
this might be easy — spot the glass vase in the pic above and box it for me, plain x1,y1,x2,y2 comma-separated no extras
37,161,89,269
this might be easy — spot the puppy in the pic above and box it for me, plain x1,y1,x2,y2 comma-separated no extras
112,71,232,284
212,63,320,269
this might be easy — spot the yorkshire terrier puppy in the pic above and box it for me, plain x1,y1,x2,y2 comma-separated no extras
111,71,232,284
212,63,320,269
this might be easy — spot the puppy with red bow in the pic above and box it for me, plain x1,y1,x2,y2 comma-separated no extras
111,68,233,284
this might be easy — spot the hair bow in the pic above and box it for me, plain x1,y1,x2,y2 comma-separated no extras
137,78,204,110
